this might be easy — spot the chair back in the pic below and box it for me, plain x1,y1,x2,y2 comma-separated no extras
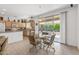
50,34,56,44
29,30,36,46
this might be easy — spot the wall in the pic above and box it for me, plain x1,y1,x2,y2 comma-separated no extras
66,7,77,46
58,6,78,47
77,5,79,49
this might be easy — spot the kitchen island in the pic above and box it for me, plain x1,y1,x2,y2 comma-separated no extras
0,31,23,44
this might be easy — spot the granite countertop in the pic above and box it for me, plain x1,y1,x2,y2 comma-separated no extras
0,30,23,33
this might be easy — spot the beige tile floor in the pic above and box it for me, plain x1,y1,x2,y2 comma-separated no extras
1,37,79,55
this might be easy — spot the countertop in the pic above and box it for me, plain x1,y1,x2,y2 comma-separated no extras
0,30,23,33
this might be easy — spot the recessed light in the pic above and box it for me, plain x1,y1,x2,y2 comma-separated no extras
2,9,7,11
39,5,42,8
1,12,5,15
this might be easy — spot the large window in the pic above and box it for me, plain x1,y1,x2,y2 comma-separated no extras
39,20,60,32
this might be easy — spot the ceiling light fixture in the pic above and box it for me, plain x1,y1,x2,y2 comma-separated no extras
39,5,42,8
2,9,7,11
1,12,5,15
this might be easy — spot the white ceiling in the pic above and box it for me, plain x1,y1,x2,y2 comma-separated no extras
0,4,67,18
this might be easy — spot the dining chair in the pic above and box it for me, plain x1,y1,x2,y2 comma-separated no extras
43,34,56,52
29,31,41,49
0,36,8,55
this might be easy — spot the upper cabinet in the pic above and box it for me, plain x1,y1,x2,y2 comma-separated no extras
5,20,12,28
0,17,3,21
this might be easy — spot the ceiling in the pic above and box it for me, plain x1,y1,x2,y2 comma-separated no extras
0,4,67,19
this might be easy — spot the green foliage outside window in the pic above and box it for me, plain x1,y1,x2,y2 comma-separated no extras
39,23,60,32
53,23,60,32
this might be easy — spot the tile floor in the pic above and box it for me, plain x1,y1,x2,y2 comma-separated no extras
1,37,79,55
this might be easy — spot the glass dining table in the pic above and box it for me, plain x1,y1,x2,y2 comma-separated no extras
39,34,52,48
